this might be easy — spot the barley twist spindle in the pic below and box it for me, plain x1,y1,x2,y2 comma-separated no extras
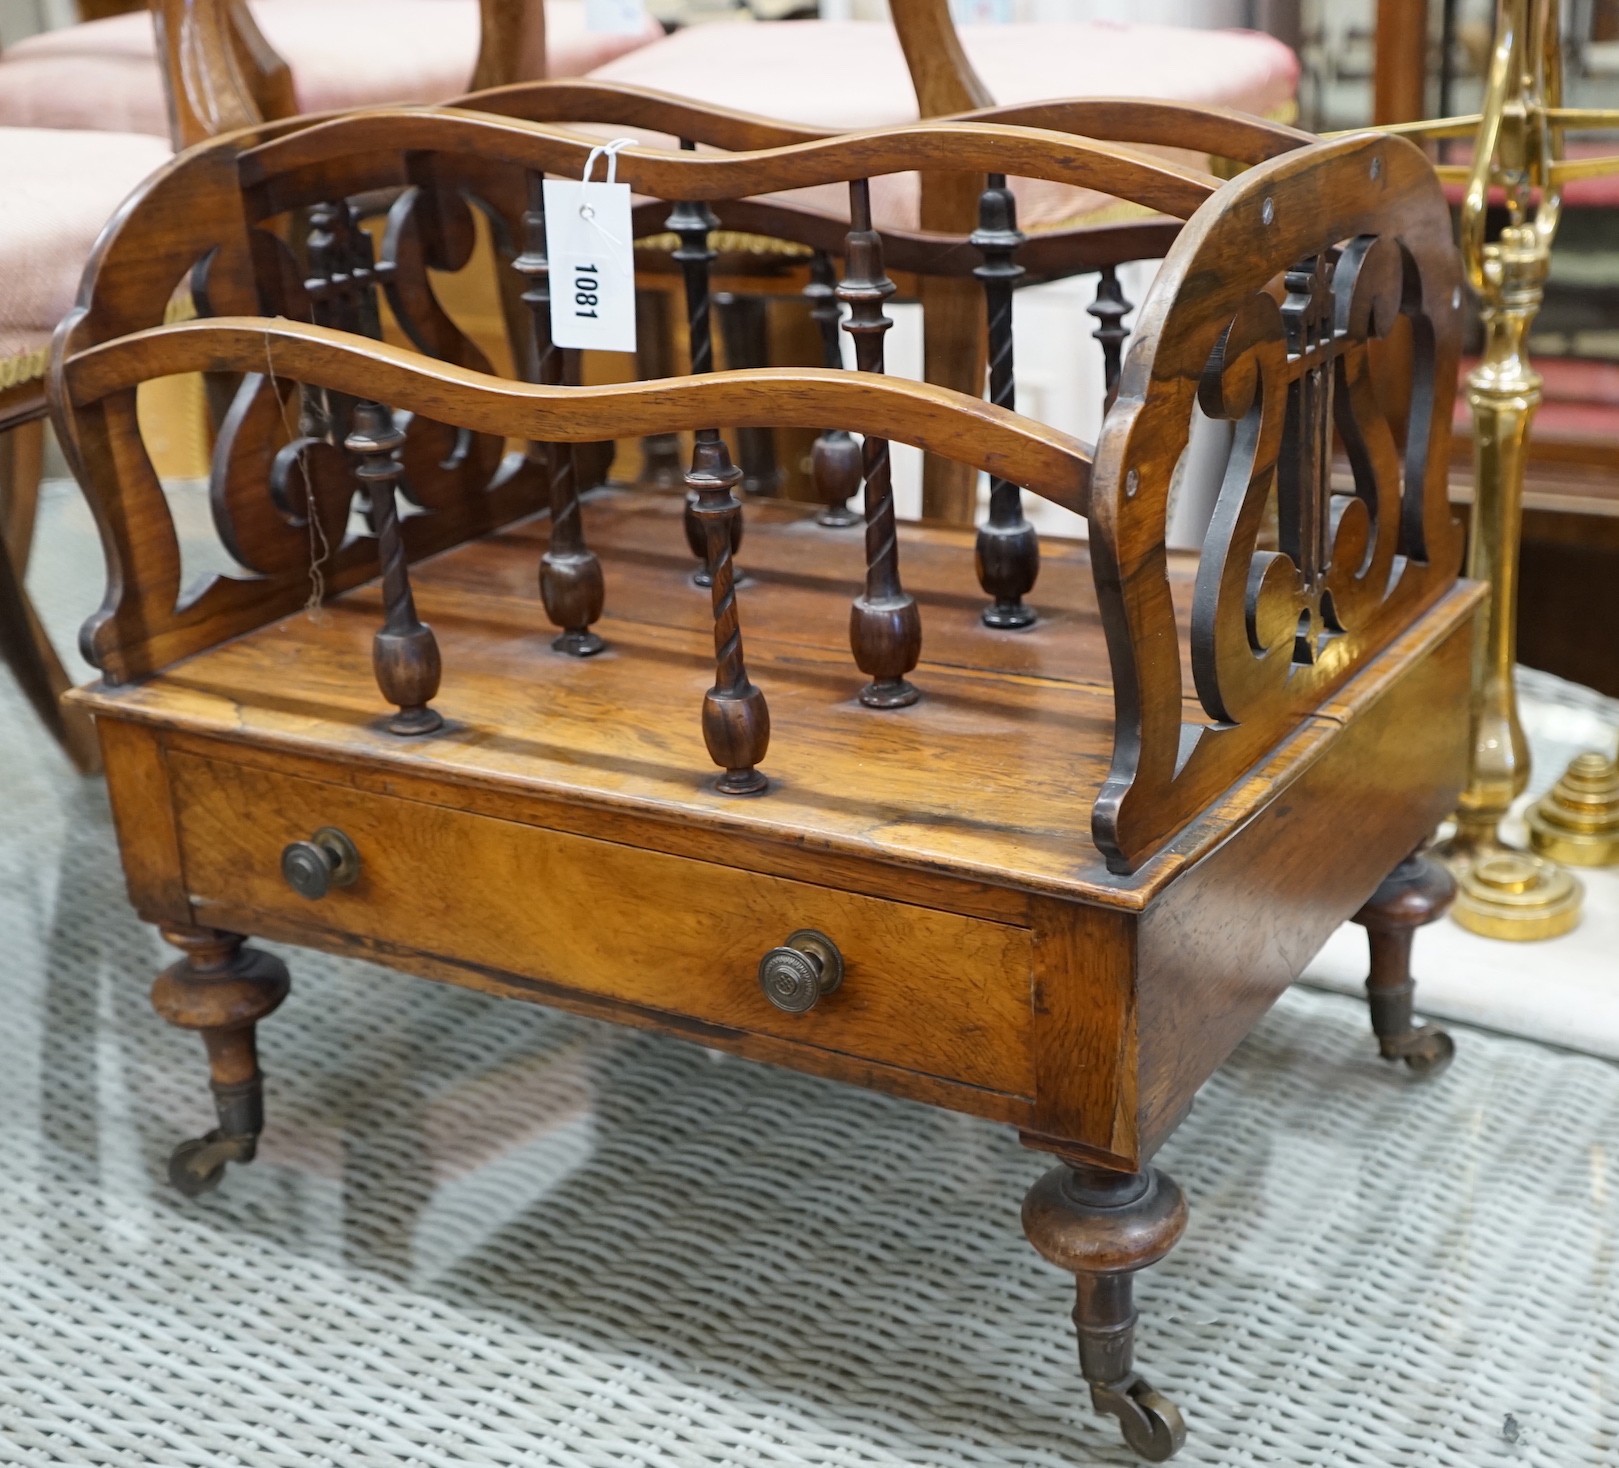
667,157,741,585
514,171,605,657
1087,265,1133,410
840,180,920,709
803,250,861,528
346,401,442,735
688,430,769,794
971,175,1039,630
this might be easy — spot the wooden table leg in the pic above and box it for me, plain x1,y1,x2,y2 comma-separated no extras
1023,1161,1189,1462
151,925,291,1196
1352,851,1457,1076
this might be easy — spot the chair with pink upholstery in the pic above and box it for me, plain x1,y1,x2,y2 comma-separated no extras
0,0,665,766
0,125,170,772
0,0,664,147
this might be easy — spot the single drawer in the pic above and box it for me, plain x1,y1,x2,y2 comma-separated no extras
168,752,1035,1097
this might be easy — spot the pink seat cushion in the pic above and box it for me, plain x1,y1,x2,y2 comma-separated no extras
589,19,1300,231
0,0,665,138
0,127,169,368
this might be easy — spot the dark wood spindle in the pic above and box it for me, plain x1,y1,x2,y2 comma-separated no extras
301,199,382,447
1088,264,1134,410
840,180,920,709
514,171,605,657
971,175,1039,630
346,401,442,735
803,250,861,528
668,151,740,586
304,199,382,340
688,430,769,795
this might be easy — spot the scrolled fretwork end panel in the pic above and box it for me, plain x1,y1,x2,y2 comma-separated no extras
1089,134,1466,874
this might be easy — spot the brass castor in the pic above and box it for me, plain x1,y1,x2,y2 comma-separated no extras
1351,852,1457,1078
1093,1374,1186,1463
1023,1162,1189,1462
167,1130,256,1197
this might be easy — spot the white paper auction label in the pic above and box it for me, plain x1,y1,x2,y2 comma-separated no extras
543,142,638,355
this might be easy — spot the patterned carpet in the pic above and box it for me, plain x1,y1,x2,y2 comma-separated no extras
2,483,1615,1466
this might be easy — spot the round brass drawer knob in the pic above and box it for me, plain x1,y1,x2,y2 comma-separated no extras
757,929,843,1014
280,827,361,901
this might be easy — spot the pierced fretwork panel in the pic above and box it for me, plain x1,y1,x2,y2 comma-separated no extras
1090,135,1465,875
1190,233,1415,728
204,182,537,590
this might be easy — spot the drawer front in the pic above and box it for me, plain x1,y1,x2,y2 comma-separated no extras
168,753,1034,1097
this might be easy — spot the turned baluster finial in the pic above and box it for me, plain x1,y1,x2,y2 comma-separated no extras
971,175,1039,630
840,180,920,709
804,250,861,528
688,430,769,794
514,171,605,656
1088,264,1133,411
346,400,443,735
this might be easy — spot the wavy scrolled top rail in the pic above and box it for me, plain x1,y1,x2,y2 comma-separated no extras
239,111,1221,221
60,316,1094,514
453,78,1314,167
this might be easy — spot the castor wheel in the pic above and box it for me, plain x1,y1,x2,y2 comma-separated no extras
1389,1023,1456,1078
166,1131,250,1197
1093,1374,1186,1462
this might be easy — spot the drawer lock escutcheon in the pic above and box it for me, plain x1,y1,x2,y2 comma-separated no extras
757,929,844,1014
280,827,361,900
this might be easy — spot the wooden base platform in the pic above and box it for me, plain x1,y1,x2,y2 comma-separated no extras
79,490,1473,907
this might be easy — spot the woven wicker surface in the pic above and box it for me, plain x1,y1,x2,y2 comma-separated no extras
4,485,1617,1466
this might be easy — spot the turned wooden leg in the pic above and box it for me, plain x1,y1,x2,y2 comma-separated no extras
150,926,291,1196
1351,852,1457,1076
1023,1162,1188,1462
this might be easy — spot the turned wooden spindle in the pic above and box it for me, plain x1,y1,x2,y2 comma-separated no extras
669,157,741,586
1088,264,1133,410
305,198,383,340
840,180,920,708
301,198,383,446
514,171,605,656
971,175,1039,630
346,400,443,735
688,430,769,795
803,250,861,528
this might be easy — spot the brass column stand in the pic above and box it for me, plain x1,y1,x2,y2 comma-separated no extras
1357,0,1619,934
1420,0,1593,937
